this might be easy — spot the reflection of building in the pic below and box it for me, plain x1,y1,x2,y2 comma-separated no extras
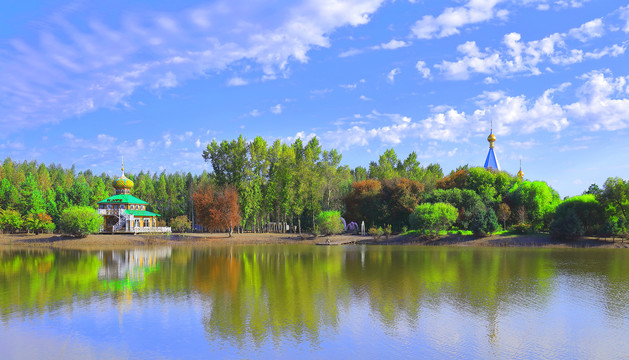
98,160,170,233
97,248,172,282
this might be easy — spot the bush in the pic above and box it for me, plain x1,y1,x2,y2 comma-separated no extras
511,223,531,234
550,208,584,241
170,215,192,233
368,226,384,240
24,212,55,234
471,208,500,237
550,194,603,237
384,224,392,239
0,209,23,233
59,206,102,238
315,211,344,235
409,202,458,236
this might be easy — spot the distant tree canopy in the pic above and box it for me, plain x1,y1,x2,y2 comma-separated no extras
1,136,628,241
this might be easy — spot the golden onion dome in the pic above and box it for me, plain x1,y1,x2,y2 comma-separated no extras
487,133,496,142
113,175,134,190
517,169,524,179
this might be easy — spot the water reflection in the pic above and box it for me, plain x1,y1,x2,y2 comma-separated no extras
1,246,628,358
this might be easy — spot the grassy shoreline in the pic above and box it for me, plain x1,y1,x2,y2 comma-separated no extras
0,232,627,250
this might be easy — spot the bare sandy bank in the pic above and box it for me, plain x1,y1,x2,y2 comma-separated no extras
0,231,627,250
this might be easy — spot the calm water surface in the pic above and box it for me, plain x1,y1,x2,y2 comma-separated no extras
1,245,628,359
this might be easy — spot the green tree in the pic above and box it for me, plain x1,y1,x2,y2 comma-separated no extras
369,148,399,180
598,177,629,232
550,208,584,241
24,212,55,234
508,181,561,231
409,202,458,236
0,209,23,233
170,215,192,233
68,176,91,207
59,206,103,237
18,174,45,215
471,208,500,237
550,194,603,238
0,178,19,210
315,211,344,235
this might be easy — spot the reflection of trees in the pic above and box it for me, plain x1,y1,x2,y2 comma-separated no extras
342,247,558,332
1,246,629,346
193,246,348,346
0,250,101,319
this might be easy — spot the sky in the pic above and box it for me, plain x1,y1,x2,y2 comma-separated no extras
1,0,629,197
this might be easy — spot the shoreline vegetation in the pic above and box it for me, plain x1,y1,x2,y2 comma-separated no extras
1,232,627,250
1,135,628,243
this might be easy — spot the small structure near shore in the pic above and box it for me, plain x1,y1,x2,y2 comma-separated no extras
98,160,170,234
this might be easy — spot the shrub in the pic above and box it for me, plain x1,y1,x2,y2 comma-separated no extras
59,206,102,238
170,215,192,233
511,223,531,234
315,211,344,235
0,209,23,233
550,194,603,237
24,212,55,234
384,224,392,239
368,226,384,240
550,208,584,241
471,208,500,237
409,202,458,236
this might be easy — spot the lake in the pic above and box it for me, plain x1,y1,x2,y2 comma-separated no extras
1,245,628,359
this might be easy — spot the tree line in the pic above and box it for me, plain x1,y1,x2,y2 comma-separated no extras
0,134,627,240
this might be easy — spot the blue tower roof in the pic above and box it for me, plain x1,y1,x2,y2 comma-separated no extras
484,148,500,171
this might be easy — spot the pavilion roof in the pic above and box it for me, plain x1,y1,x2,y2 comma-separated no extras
97,194,149,205
125,209,161,217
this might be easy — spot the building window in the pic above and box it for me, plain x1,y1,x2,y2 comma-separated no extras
121,205,125,209
144,219,149,227
134,219,139,228
107,205,112,209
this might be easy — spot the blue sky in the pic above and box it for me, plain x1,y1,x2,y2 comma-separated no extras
1,0,629,197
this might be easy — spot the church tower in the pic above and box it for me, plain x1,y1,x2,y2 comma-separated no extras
483,124,500,171
517,159,524,179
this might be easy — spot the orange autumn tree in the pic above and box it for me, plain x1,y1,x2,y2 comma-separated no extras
193,184,241,237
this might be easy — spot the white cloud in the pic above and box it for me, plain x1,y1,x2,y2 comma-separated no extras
339,48,364,57
565,70,629,131
248,109,262,117
284,131,316,144
270,104,283,114
227,77,248,86
374,39,410,50
568,18,604,42
411,0,507,39
195,139,201,148
387,67,401,83
435,15,622,80
0,0,386,132
359,94,372,101
415,60,431,79
621,5,629,32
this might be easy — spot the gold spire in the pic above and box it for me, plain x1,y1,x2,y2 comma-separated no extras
487,133,496,148
121,156,125,176
517,159,524,179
